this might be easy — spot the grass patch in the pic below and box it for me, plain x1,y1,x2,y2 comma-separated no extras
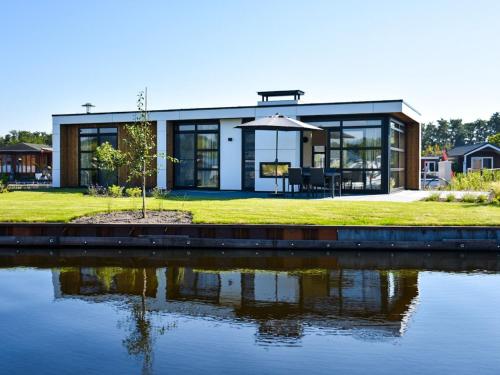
445,193,456,202
462,193,477,203
425,192,441,201
0,190,499,225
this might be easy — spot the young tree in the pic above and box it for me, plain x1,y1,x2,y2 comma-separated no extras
95,90,175,218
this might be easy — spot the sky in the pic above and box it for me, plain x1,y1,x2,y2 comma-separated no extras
0,0,499,135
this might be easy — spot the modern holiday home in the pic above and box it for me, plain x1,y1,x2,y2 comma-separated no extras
51,90,421,194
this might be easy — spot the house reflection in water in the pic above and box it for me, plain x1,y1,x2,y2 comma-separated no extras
52,266,419,343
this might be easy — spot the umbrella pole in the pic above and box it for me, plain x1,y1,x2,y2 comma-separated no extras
275,129,279,195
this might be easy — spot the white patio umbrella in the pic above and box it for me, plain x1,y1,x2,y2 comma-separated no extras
235,114,324,194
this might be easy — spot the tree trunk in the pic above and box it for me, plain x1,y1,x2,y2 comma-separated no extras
142,159,147,219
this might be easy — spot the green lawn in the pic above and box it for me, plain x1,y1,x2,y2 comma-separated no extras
0,189,498,225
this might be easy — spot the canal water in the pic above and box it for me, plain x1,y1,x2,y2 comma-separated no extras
1,250,499,374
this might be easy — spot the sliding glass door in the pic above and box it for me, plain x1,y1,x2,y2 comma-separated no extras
302,118,383,193
174,123,219,189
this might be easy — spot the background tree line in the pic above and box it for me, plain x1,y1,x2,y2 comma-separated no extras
0,130,52,146
422,112,500,155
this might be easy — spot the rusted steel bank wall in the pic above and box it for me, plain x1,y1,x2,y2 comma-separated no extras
0,223,499,250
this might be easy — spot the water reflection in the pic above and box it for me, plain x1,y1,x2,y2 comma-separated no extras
52,265,419,346
2,250,500,375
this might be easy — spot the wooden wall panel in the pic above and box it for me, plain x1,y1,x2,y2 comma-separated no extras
117,122,157,189
117,124,128,186
405,123,421,190
60,125,79,187
61,122,157,188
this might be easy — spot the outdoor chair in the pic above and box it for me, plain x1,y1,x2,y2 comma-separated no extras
309,168,327,197
287,167,304,197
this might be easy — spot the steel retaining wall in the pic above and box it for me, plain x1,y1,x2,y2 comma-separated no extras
0,223,499,251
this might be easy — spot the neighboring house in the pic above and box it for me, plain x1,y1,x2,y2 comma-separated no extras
0,142,52,180
52,90,421,194
447,142,500,173
421,155,440,175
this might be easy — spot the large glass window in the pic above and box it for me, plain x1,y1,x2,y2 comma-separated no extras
390,121,405,190
341,124,382,191
0,155,13,173
242,130,255,190
313,145,325,168
79,127,118,186
308,118,383,192
174,123,219,188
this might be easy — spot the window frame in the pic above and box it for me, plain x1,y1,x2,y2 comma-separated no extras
326,120,383,192
299,116,385,193
78,126,118,187
259,162,291,178
424,160,437,172
173,122,220,189
471,156,494,170
389,120,406,191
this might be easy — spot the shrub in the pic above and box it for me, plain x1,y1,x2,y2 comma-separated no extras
0,180,9,194
490,181,500,201
448,170,500,191
151,187,170,199
87,185,106,196
445,193,456,202
107,185,124,198
425,192,441,201
476,194,488,203
461,193,477,203
125,187,142,197
0,173,8,185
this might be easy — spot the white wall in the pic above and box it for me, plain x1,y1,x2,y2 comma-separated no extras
220,119,242,190
52,123,60,187
254,131,301,192
253,111,301,192
302,131,313,167
156,120,167,189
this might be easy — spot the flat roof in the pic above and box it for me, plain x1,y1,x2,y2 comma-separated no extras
52,99,421,117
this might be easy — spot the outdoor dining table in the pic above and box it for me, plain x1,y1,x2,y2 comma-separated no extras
282,170,341,198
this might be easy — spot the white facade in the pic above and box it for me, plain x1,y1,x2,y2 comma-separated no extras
52,98,421,191
219,118,243,190
156,120,167,189
52,123,61,187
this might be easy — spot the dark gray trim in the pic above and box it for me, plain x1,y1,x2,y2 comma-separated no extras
257,90,305,101
381,116,391,194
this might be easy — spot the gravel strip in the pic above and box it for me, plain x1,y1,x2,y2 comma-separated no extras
71,210,192,224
